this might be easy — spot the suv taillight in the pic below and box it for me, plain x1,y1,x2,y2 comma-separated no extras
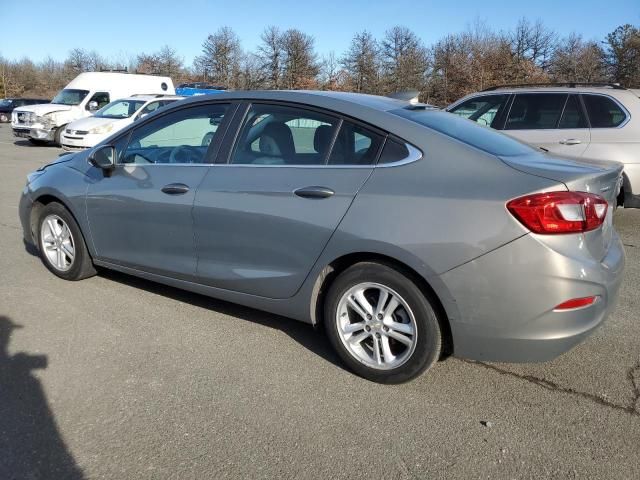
507,191,608,234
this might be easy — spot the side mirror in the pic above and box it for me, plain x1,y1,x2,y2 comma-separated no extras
89,145,116,171
88,101,99,112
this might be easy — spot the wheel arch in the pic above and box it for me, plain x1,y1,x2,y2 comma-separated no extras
30,193,91,256
310,252,454,357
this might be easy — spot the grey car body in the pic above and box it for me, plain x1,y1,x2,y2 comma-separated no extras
19,90,625,381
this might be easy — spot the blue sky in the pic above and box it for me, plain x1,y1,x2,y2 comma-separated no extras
2,0,639,66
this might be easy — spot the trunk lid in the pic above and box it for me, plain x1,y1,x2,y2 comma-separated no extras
500,151,623,261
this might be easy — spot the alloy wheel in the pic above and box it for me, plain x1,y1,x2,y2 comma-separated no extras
40,214,75,272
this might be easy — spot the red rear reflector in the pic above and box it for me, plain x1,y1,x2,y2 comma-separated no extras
507,191,608,234
554,296,598,311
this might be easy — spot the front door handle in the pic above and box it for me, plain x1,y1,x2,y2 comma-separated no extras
559,138,582,145
161,183,190,195
294,186,335,199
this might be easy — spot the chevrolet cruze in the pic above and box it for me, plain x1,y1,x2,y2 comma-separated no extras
19,91,625,383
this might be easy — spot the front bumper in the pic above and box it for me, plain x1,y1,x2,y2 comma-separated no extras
12,124,56,141
60,132,102,151
441,232,625,363
622,163,640,208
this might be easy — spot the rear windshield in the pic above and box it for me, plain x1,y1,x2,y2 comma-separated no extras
391,108,535,157
51,89,90,106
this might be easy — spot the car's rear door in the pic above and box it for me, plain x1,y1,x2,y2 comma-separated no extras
85,102,235,280
503,93,591,157
192,101,384,299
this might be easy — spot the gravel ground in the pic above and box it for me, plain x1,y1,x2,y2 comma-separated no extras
0,124,638,479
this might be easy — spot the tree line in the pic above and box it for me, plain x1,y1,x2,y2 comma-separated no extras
1,19,639,106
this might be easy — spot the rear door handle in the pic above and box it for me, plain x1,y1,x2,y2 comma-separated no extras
294,186,335,199
161,183,190,195
559,138,582,145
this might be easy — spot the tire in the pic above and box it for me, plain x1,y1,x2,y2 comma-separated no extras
36,202,96,281
324,262,442,384
54,125,65,146
0,113,8,122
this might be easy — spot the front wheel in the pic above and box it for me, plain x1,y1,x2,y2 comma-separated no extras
36,202,96,280
324,262,442,383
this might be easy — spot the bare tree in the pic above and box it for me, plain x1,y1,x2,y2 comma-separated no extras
257,26,284,89
281,29,319,89
510,18,558,71
198,26,243,88
380,26,429,94
341,31,380,93
550,34,606,82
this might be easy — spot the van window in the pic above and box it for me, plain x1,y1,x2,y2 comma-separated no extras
51,89,89,106
87,92,110,111
583,95,627,128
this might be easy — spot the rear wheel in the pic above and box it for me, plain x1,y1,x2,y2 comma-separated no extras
324,262,442,383
36,202,96,280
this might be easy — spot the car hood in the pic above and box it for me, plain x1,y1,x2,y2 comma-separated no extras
67,116,120,130
15,104,73,115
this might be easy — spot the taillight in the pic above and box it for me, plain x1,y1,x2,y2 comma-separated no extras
507,191,608,234
554,296,599,311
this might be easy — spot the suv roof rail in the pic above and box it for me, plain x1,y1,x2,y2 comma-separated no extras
482,82,626,91
99,67,129,73
130,94,170,98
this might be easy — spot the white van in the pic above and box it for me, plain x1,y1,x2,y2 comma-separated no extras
11,72,175,145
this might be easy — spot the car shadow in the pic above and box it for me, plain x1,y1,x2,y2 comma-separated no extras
97,269,343,370
0,315,85,479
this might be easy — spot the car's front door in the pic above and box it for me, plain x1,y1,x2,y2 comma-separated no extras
85,102,233,280
503,93,591,157
192,102,385,298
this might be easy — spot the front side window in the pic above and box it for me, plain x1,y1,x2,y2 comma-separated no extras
231,104,339,165
583,94,627,128
95,100,146,119
449,94,509,128
120,103,229,165
51,89,89,106
505,94,567,130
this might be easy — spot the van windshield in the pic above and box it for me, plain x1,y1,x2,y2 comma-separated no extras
51,89,90,106
95,100,146,119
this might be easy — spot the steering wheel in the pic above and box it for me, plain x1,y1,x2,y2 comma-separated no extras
169,145,200,164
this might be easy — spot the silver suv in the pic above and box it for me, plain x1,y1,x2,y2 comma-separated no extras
447,83,640,208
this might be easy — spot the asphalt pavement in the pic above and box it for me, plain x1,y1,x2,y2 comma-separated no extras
0,124,638,479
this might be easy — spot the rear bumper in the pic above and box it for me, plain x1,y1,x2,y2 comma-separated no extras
441,232,625,363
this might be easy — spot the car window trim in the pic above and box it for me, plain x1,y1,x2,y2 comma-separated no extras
109,101,239,167
579,92,631,129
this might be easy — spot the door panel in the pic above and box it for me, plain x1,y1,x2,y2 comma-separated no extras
86,165,209,279
85,102,232,280
193,166,372,298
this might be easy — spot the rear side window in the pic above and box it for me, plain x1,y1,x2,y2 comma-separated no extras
505,94,567,130
327,121,384,166
378,139,410,164
231,104,339,165
558,95,587,129
583,95,627,128
448,94,509,128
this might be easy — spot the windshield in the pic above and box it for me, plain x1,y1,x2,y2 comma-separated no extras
391,108,535,157
0,99,13,107
95,100,146,119
51,89,90,106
